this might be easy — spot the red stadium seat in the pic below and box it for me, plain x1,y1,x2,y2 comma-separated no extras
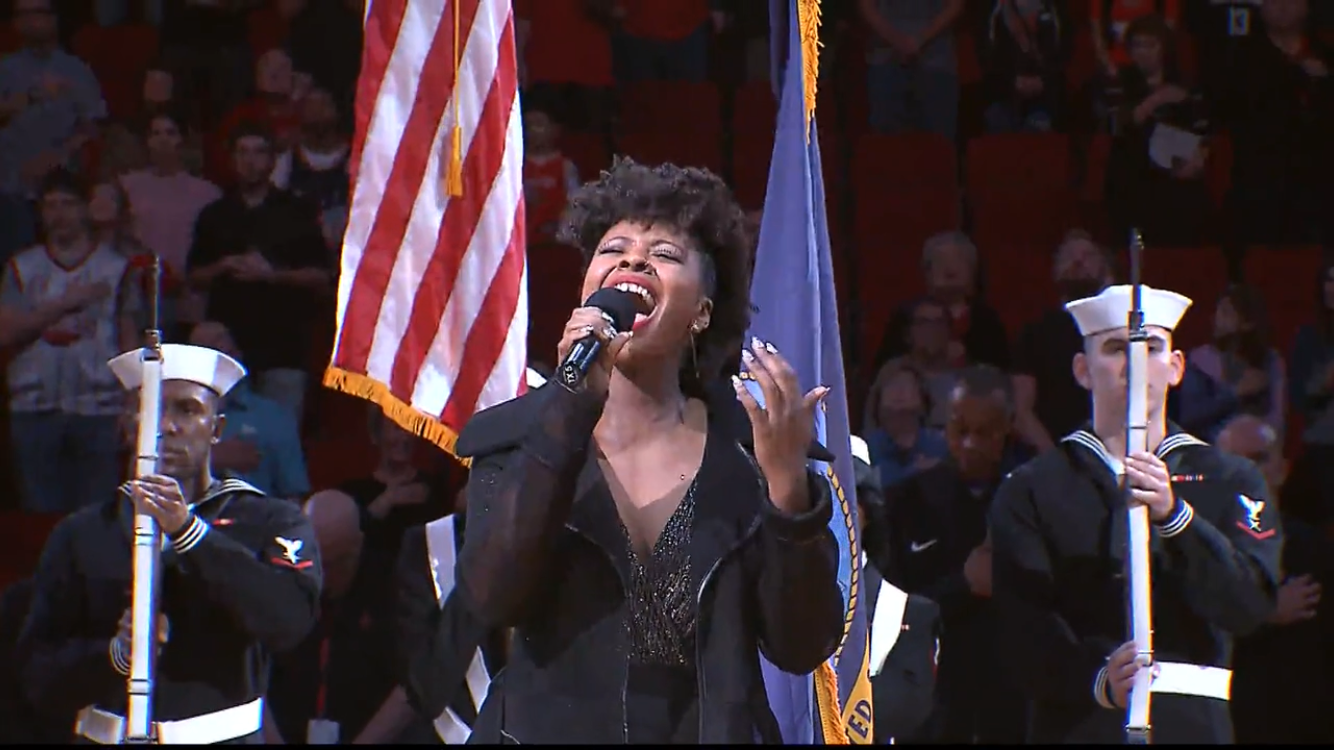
985,245,1060,336
559,131,610,181
0,23,19,55
732,130,775,209
732,80,778,138
1204,134,1232,209
526,243,586,368
970,188,1079,249
615,131,723,175
853,132,959,193
1142,246,1229,351
0,512,62,578
1242,244,1324,354
618,81,721,136
966,133,1072,194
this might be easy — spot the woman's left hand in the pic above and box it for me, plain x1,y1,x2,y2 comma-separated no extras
732,337,829,514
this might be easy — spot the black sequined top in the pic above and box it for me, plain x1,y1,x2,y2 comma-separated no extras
621,481,702,744
623,483,698,668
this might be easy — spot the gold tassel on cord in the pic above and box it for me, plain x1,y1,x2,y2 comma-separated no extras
444,0,464,197
796,0,823,142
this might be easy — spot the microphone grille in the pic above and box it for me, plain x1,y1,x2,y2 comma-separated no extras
583,287,640,332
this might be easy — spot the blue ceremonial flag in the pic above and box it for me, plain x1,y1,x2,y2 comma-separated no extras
746,0,873,744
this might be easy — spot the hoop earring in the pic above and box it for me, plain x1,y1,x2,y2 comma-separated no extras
689,325,701,380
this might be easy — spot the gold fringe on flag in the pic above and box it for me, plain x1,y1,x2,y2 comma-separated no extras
444,0,465,197
796,0,822,141
323,366,470,466
816,661,850,744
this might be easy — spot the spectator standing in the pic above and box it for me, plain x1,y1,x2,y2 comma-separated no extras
271,86,351,254
613,0,727,83
862,360,950,488
1012,231,1113,451
186,122,332,424
1288,255,1334,433
522,103,582,246
120,111,222,333
0,170,141,513
1185,284,1286,441
859,0,964,140
189,320,310,503
1224,0,1334,244
283,0,365,111
1103,14,1215,246
515,0,616,130
208,49,304,187
0,0,105,261
977,0,1072,133
873,231,1011,372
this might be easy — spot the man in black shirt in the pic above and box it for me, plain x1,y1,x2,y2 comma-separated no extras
1011,230,1113,451
1184,0,1265,101
1222,0,1334,244
881,365,1027,744
187,121,332,424
1219,414,1334,744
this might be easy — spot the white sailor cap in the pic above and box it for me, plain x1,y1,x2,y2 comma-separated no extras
1065,284,1192,337
107,344,247,397
850,434,871,466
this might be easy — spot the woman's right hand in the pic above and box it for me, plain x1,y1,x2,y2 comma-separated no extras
556,307,632,395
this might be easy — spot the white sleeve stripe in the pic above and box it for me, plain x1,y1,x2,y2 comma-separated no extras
170,515,209,553
110,638,130,676
1157,500,1194,538
1094,666,1115,709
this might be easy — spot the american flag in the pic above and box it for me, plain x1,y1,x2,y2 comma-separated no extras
325,0,527,454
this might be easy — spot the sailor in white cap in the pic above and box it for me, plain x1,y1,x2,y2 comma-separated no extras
16,344,322,745
987,284,1282,744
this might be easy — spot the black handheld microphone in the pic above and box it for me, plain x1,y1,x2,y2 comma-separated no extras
558,287,639,390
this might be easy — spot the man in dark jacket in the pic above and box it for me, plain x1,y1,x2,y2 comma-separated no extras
853,436,940,745
880,366,1028,744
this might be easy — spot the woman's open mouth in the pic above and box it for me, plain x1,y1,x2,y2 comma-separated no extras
608,280,658,331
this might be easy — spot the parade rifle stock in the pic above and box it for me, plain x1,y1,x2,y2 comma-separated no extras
124,255,165,743
1124,230,1154,745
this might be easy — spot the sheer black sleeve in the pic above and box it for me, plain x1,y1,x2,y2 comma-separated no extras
753,471,844,675
456,386,605,627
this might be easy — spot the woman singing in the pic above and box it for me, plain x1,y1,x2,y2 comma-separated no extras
450,158,845,743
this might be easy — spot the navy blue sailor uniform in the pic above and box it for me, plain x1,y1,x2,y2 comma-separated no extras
989,425,1283,744
17,477,322,744
396,513,507,744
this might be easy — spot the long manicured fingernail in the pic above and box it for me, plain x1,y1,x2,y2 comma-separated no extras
741,349,754,362
751,336,764,351
730,375,743,391
764,341,778,354
816,386,831,399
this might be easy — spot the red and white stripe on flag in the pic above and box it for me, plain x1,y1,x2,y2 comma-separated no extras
325,0,527,459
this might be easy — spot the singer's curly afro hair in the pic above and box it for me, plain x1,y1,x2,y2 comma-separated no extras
557,156,753,393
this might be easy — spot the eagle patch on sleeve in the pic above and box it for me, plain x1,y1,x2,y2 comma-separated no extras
1235,495,1274,540
271,536,313,569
